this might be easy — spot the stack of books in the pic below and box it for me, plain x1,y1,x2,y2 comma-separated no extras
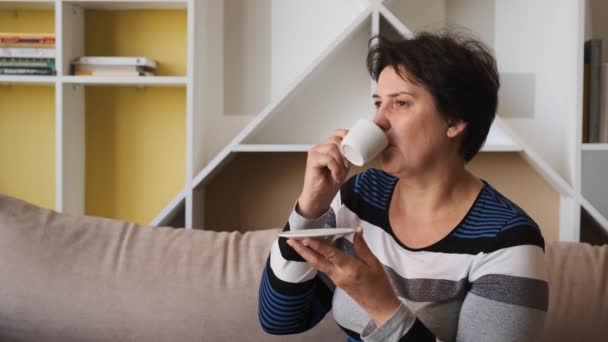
70,56,157,77
0,33,56,75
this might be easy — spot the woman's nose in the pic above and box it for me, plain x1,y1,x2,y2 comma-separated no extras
373,108,390,132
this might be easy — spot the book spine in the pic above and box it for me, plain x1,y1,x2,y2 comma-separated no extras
0,35,55,45
0,42,55,48
0,58,55,69
0,47,55,58
0,67,55,75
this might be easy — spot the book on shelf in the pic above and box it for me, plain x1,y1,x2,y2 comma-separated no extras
74,69,155,77
584,39,602,143
0,47,55,58
0,33,55,48
0,34,56,76
0,67,54,75
0,57,55,69
70,56,158,77
72,56,157,69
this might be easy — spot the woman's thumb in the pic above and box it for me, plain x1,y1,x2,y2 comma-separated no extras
353,227,377,265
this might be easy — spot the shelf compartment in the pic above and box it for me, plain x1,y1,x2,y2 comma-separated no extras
0,2,54,11
194,151,560,241
0,3,55,31
82,85,186,224
62,2,187,77
582,149,608,220
0,84,55,209
0,3,56,79
239,16,373,145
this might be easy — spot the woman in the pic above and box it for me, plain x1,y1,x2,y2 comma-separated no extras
258,31,548,342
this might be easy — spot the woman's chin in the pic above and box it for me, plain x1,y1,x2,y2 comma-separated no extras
380,150,400,175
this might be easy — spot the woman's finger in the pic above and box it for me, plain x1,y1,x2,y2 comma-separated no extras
287,239,333,275
317,141,349,170
301,238,352,268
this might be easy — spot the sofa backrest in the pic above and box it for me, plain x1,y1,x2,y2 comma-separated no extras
1,194,607,341
0,194,343,341
543,240,608,341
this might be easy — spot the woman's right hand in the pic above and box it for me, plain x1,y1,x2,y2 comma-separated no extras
297,129,351,219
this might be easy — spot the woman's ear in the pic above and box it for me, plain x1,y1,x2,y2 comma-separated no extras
446,119,468,138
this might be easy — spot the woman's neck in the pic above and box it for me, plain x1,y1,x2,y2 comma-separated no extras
391,161,482,224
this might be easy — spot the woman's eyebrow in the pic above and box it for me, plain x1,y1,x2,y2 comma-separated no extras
372,91,416,98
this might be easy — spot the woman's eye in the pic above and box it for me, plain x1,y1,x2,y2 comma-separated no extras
374,102,381,108
398,101,409,107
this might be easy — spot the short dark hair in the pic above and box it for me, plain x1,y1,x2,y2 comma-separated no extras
366,29,500,162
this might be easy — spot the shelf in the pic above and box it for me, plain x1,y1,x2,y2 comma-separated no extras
0,84,55,210
61,75,186,87
0,76,57,84
233,119,521,153
233,144,312,153
582,143,608,151
482,120,522,152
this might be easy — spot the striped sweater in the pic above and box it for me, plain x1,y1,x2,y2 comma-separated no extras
259,168,548,341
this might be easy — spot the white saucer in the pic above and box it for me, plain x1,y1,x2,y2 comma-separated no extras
278,228,356,240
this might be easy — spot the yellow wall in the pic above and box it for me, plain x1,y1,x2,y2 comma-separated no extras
85,86,185,224
0,85,55,209
85,10,187,76
0,10,54,33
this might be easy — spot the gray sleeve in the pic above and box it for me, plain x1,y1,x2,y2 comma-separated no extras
456,291,546,342
287,194,339,230
360,303,418,342
456,243,549,342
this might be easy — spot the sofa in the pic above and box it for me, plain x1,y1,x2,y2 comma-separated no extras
0,193,606,342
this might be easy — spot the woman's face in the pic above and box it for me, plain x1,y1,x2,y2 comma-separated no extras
372,66,461,177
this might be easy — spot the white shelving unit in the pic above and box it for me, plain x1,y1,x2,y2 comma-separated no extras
580,0,608,234
2,0,606,240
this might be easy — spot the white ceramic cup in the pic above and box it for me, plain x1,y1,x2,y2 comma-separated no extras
340,119,388,166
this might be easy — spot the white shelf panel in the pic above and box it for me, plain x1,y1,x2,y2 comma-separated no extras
233,144,312,152
62,0,187,10
582,143,608,151
0,1,54,10
482,120,522,152
61,75,187,87
0,75,57,84
150,188,186,226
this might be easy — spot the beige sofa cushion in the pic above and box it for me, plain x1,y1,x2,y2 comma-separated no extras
2,193,608,341
543,241,608,341
0,194,343,341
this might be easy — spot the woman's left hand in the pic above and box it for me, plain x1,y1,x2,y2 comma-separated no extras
287,227,401,327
